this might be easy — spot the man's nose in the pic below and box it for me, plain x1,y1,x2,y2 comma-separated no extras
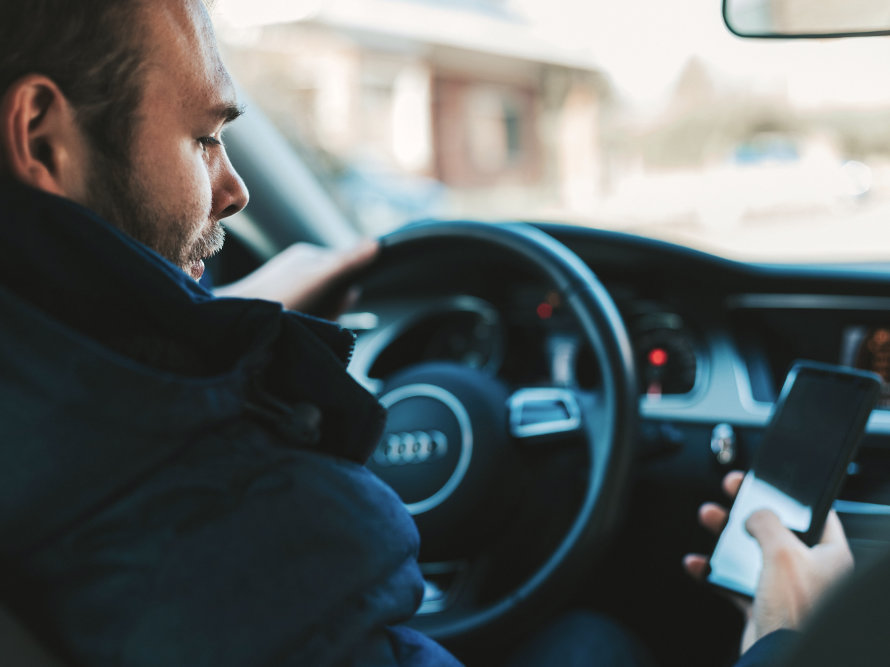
211,150,249,220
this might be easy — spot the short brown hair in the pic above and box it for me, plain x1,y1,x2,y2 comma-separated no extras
0,1,147,164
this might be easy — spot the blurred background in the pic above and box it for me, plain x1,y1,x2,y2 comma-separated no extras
213,0,890,262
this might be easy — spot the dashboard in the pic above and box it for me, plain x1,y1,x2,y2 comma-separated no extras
338,222,890,665
349,288,702,398
347,223,890,555
350,224,890,425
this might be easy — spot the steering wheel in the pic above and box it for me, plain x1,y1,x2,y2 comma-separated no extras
349,221,637,649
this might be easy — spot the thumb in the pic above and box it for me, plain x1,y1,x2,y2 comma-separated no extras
818,510,847,547
745,509,800,556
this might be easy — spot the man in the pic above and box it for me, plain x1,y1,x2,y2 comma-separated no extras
0,1,457,664
0,1,856,665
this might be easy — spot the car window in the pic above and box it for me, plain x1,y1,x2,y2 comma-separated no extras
214,0,890,263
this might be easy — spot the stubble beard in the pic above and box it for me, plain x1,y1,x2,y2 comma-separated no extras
84,150,225,279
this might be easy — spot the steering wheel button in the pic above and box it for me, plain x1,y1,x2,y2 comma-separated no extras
519,402,570,426
508,388,582,439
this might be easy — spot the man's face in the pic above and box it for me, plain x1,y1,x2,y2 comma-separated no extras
85,0,248,281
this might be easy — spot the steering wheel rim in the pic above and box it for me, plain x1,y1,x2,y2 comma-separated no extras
360,220,637,645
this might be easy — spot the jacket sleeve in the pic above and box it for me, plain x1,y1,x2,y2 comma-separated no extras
339,626,464,667
19,443,454,667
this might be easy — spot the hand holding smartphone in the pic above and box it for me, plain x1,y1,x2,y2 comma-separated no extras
707,361,881,597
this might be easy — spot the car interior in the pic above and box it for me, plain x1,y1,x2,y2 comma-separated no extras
7,0,890,665
207,2,890,664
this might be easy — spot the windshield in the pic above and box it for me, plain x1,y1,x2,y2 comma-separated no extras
214,0,890,263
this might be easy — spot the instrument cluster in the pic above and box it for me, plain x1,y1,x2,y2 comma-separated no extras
351,288,703,398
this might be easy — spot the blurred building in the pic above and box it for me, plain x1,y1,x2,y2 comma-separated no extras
218,0,612,228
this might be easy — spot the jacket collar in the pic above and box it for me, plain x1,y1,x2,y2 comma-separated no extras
0,180,357,375
0,181,387,555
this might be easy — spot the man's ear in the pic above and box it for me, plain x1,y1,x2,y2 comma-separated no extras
0,75,90,199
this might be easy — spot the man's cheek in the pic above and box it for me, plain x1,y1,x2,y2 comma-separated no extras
180,151,214,221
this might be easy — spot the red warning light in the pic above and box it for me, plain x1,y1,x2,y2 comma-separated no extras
536,302,554,320
648,347,669,367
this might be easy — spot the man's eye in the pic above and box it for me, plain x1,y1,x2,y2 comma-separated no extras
198,136,222,150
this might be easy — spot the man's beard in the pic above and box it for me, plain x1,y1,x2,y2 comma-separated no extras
84,151,225,278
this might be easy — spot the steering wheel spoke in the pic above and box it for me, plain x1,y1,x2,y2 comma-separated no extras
507,387,583,442
418,561,470,615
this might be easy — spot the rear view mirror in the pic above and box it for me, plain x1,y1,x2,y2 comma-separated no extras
723,0,890,38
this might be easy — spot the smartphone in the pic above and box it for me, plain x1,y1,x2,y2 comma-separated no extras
707,360,881,597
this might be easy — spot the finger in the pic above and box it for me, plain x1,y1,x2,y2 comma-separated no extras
683,554,710,581
699,502,729,535
722,471,745,500
819,509,848,546
280,242,325,264
293,243,378,315
320,241,377,284
745,509,800,555
339,239,379,273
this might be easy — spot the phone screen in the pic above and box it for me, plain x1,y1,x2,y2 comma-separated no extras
707,362,880,597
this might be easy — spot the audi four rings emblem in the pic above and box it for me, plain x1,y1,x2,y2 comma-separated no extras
374,430,449,466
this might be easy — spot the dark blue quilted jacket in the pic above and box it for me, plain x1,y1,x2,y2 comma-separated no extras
0,181,461,667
